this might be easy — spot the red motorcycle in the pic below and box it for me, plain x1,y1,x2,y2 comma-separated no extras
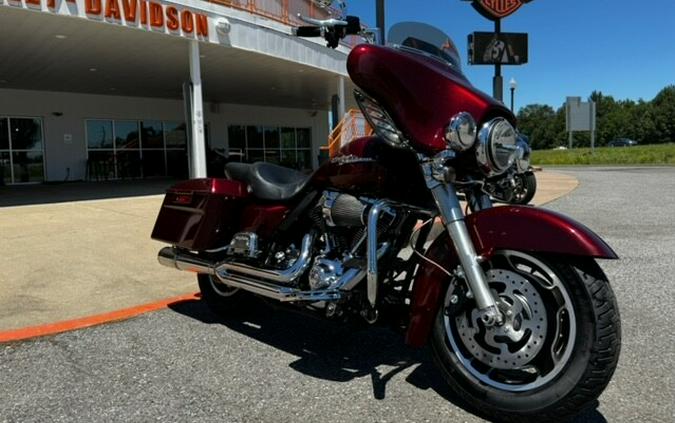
152,18,620,422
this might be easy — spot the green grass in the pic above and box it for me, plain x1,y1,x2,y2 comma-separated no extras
531,143,675,166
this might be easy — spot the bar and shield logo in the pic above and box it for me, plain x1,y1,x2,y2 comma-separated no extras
472,0,532,20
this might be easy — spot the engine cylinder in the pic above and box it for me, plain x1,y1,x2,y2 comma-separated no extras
322,192,367,227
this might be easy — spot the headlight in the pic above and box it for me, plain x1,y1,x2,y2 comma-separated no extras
514,135,531,173
444,112,477,151
476,117,518,177
354,90,407,149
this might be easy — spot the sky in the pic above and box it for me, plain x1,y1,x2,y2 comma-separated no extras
344,0,675,111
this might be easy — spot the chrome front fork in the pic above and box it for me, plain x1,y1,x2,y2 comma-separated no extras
421,157,503,326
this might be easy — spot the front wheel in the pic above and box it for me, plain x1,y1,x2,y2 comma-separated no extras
512,171,537,204
430,251,621,422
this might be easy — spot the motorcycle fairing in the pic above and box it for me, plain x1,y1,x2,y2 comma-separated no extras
405,205,618,347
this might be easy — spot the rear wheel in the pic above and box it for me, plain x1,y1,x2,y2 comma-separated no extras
430,251,621,422
197,274,245,317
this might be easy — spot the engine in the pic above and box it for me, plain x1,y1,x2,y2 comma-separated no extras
220,190,396,301
307,191,396,292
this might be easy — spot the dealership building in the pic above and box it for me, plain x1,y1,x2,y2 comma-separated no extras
0,0,358,184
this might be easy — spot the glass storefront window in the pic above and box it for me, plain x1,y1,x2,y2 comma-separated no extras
1,116,45,184
115,121,140,150
0,119,8,150
87,120,113,149
228,125,313,171
87,151,116,180
297,149,312,170
264,149,281,165
264,127,280,149
297,128,311,148
247,126,264,149
228,126,246,151
166,150,188,179
0,152,10,185
10,118,43,150
116,151,142,178
141,120,164,148
11,151,44,183
86,119,189,180
165,122,187,147
280,127,296,149
141,150,166,177
280,150,297,168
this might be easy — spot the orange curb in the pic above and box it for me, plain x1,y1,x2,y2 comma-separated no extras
0,292,201,343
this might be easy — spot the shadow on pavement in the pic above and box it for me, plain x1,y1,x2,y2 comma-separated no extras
169,298,607,423
0,179,178,207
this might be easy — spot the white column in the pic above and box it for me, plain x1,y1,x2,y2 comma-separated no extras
188,40,207,178
337,76,346,120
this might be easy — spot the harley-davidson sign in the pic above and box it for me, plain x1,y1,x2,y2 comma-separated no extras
472,0,532,20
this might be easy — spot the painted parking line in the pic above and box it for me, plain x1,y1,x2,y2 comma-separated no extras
0,292,200,343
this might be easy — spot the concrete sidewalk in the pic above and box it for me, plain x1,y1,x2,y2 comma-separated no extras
0,171,577,331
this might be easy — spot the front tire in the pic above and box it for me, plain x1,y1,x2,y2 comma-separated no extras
430,251,621,422
512,172,537,204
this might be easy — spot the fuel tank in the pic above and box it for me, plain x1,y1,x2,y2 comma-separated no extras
311,136,432,207
347,44,514,155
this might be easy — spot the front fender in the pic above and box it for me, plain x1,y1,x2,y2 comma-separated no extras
404,206,617,347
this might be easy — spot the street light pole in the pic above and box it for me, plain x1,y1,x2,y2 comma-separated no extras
509,77,517,113
376,0,385,45
493,19,502,101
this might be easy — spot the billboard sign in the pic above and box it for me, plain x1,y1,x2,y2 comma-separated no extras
468,32,528,65
566,97,596,132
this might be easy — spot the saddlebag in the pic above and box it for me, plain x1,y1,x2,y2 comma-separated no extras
151,178,249,251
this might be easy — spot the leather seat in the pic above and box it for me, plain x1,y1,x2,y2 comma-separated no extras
225,162,311,201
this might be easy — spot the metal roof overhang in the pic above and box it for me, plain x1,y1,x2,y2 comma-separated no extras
0,3,358,110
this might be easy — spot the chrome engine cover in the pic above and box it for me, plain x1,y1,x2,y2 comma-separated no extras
227,232,260,258
308,257,345,290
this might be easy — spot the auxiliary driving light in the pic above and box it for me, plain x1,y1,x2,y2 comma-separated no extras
444,112,477,152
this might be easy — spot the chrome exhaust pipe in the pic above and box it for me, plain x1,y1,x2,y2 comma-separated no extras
216,234,314,284
157,235,389,303
158,234,314,282
158,247,216,275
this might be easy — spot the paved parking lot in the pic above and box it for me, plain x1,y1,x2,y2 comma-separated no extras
1,167,674,422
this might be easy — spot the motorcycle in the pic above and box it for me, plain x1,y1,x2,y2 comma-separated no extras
484,134,538,204
151,17,620,422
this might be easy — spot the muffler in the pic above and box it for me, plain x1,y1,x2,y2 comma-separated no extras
158,247,216,275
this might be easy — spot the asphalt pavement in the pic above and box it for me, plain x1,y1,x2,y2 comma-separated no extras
1,167,674,422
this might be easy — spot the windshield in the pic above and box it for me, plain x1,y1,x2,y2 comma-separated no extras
388,22,462,72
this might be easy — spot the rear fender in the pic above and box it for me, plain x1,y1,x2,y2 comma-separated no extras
404,206,617,347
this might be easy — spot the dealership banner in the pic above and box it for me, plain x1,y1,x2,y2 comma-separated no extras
0,0,215,40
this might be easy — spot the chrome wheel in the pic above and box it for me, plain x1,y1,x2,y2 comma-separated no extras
444,250,576,392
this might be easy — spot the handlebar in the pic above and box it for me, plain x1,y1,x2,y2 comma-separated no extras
297,14,349,27
294,14,362,49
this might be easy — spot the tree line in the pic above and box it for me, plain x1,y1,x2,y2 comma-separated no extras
516,85,675,150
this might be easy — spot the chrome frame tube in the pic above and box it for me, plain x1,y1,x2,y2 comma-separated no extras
366,201,391,307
